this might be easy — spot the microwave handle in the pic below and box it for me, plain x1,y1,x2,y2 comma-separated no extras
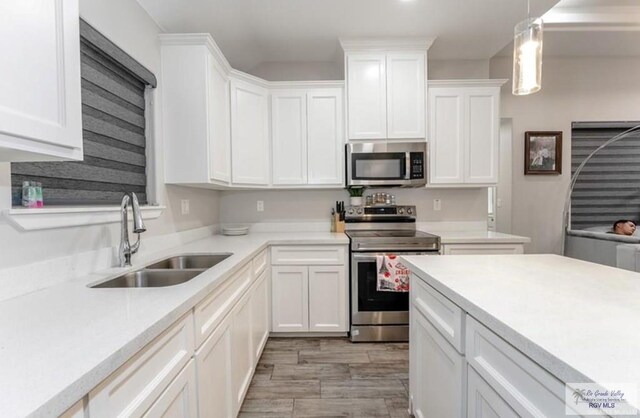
405,152,411,180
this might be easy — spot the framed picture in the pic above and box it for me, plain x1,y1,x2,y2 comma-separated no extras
524,131,562,175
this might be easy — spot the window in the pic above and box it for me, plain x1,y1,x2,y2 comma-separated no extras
10,19,157,207
570,121,640,230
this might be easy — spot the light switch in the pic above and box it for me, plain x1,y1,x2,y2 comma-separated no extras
257,200,264,212
433,199,442,211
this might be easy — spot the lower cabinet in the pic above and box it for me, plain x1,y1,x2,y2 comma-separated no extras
271,253,348,333
411,299,465,418
230,290,255,411
195,316,234,418
467,367,518,418
143,360,198,418
250,270,271,362
441,243,524,255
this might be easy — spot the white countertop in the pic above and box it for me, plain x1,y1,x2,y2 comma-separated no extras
0,232,348,418
401,254,640,391
433,230,531,244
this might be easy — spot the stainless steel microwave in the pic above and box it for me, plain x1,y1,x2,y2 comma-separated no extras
346,142,427,187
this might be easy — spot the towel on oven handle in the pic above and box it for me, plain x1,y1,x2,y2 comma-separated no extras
376,254,410,292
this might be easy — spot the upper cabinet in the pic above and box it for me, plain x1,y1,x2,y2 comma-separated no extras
0,0,83,162
271,87,344,187
428,80,505,186
230,77,270,186
160,34,232,186
342,39,432,141
161,34,344,190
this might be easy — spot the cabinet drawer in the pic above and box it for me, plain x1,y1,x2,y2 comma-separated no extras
88,312,194,418
466,316,576,417
271,245,345,265
194,263,253,347
412,276,464,353
252,248,269,277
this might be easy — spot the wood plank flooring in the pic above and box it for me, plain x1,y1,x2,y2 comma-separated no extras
239,337,411,417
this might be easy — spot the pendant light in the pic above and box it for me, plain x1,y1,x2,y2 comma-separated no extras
512,0,543,95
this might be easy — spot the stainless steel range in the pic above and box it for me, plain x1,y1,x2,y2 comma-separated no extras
345,205,440,342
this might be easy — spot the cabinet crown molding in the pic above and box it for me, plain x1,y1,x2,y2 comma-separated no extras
159,33,232,75
340,37,435,52
428,79,508,88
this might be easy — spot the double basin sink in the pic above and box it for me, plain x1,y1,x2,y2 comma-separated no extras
91,254,232,288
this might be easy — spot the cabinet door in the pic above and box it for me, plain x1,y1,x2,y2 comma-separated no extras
208,54,231,183
467,367,519,418
143,360,198,418
386,52,426,139
230,78,269,185
271,90,307,185
429,88,465,184
251,270,271,363
308,266,347,332
307,89,344,185
465,88,499,184
346,54,387,140
411,304,465,418
231,291,254,413
0,0,83,160
195,317,233,418
271,266,309,332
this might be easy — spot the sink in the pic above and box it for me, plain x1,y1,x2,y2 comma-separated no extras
145,253,232,270
91,270,204,288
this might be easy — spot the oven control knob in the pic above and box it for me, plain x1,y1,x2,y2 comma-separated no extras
347,208,354,215
356,208,363,215
407,208,413,215
398,207,404,214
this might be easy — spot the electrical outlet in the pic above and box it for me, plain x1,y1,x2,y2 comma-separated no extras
257,200,264,212
433,199,442,211
181,199,190,215
497,198,503,208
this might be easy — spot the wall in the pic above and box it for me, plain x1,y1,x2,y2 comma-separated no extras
428,59,490,79
219,188,488,225
0,0,220,270
490,56,640,254
249,61,343,81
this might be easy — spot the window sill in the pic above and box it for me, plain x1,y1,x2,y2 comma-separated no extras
3,205,165,231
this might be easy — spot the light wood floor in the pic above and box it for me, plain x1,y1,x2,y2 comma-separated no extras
239,337,411,417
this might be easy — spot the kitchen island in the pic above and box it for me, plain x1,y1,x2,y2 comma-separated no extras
401,254,640,417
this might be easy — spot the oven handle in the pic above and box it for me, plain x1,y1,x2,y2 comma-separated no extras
352,252,437,261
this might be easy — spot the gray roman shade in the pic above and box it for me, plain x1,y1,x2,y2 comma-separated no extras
11,19,157,206
571,121,640,229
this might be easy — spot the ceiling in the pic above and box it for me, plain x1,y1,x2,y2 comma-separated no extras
136,0,560,73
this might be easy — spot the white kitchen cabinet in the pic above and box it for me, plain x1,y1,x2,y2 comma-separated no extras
428,80,504,186
271,246,349,333
230,77,270,185
386,52,426,139
342,40,432,141
195,315,234,418
160,34,231,186
143,360,197,418
0,0,83,161
411,300,465,418
59,400,84,418
346,54,387,139
230,290,254,411
441,243,524,255
467,367,518,418
271,266,309,332
308,266,347,332
271,90,307,185
250,270,270,363
307,88,344,185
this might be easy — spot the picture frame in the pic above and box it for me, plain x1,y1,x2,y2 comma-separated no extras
524,131,562,175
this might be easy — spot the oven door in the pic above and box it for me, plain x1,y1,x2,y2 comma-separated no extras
351,252,434,325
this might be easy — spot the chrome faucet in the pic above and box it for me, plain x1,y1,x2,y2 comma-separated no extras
119,192,147,267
